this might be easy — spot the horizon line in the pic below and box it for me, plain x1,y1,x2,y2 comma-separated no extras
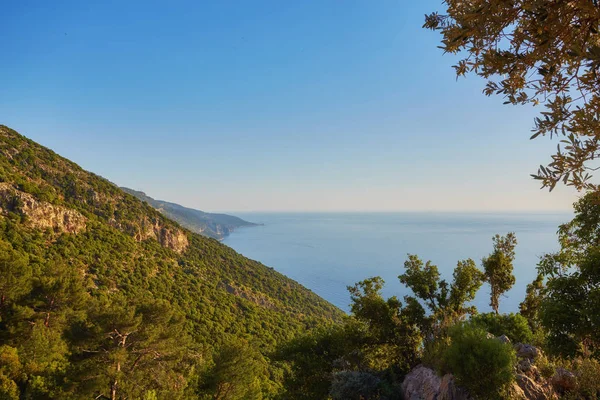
211,209,574,214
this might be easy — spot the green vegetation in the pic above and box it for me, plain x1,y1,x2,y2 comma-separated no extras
0,125,342,399
4,1,600,398
399,255,485,338
470,312,533,344
277,194,600,398
482,233,517,314
442,322,516,400
537,190,600,359
4,119,600,399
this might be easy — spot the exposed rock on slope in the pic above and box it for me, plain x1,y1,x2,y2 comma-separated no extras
0,182,86,233
401,340,561,400
113,214,189,253
401,366,468,400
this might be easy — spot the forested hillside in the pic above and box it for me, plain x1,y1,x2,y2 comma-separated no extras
120,187,258,240
0,125,343,399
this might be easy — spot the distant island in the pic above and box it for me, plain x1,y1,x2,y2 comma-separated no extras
121,187,260,239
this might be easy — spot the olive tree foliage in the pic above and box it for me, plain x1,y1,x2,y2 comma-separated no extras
425,0,600,190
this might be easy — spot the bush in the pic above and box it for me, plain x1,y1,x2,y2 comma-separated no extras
329,371,380,400
470,312,533,344
575,358,600,399
535,354,556,379
442,322,516,400
422,335,451,375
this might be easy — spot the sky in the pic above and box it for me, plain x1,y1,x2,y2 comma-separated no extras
1,1,580,212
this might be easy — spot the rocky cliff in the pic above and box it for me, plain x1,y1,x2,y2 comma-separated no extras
0,182,86,234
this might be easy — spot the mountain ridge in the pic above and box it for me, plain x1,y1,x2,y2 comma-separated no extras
0,124,343,398
121,187,260,240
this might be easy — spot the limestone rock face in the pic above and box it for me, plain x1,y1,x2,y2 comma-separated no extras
125,216,189,253
401,366,470,400
0,183,86,233
516,374,557,400
509,383,528,400
402,366,442,400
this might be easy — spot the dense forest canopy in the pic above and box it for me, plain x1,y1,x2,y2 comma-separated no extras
0,125,342,399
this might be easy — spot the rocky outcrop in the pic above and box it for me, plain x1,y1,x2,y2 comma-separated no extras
0,183,86,233
401,339,562,400
220,282,276,310
516,374,556,400
139,218,188,253
401,366,470,400
551,367,576,393
116,216,188,253
515,343,541,360
401,364,557,400
497,334,511,344
402,366,443,400
513,343,558,400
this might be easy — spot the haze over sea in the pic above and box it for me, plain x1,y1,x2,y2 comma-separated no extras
224,212,571,313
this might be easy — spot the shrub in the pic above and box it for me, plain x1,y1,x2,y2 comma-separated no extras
422,335,451,375
442,322,516,400
535,354,556,379
470,312,533,344
329,371,380,400
575,358,600,399
557,357,600,400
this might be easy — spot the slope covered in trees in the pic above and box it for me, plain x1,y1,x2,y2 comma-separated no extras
120,187,259,240
0,125,343,399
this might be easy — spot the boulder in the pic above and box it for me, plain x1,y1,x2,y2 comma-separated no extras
401,367,471,400
508,383,527,400
497,334,511,344
401,366,441,400
516,374,557,400
518,357,534,373
515,343,541,360
518,358,543,381
551,367,576,392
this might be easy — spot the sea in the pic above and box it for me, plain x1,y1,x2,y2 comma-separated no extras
222,212,571,314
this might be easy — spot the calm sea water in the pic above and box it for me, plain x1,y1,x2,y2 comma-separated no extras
223,212,571,314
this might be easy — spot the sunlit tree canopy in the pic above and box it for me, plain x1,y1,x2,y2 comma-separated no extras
425,0,600,190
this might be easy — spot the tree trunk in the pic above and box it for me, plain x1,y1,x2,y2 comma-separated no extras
111,362,120,400
111,331,127,400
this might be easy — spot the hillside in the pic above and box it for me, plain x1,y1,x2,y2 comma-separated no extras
121,187,259,240
0,125,343,399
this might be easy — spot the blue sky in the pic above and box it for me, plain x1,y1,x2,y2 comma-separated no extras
1,1,579,212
